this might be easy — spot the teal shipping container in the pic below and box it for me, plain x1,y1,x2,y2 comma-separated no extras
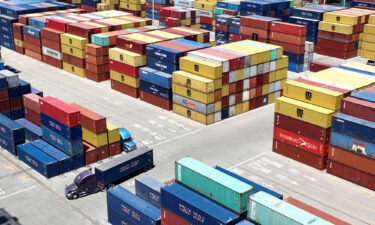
248,192,334,225
175,157,253,213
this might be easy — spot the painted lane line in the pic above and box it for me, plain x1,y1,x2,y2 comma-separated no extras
0,186,37,200
151,129,202,148
227,152,267,170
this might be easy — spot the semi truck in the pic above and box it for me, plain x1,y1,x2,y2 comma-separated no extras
65,146,153,199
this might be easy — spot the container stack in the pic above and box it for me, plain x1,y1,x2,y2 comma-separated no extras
195,0,216,31
61,33,89,77
96,0,119,11
140,39,210,110
39,96,85,169
106,122,121,157
214,0,240,17
328,87,375,190
41,27,65,68
158,7,200,28
239,15,280,43
71,103,110,163
352,0,375,9
23,93,43,127
23,22,43,60
359,15,375,60
172,40,287,125
0,114,25,156
316,8,374,59
85,44,110,82
13,23,25,54
239,0,291,19
146,0,172,21
215,14,234,44
82,0,100,13
273,63,375,170
119,0,146,18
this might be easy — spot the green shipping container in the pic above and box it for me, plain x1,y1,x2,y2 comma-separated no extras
175,157,254,213
248,192,334,225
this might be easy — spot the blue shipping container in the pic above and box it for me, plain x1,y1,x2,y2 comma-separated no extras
40,113,82,141
31,139,72,174
19,80,32,95
72,153,84,170
332,113,375,143
8,86,21,98
107,186,161,225
17,143,59,178
236,220,255,225
135,177,164,208
42,126,83,156
139,67,172,89
215,166,283,199
283,52,305,64
139,80,172,100
161,182,240,225
0,74,8,89
15,118,42,141
107,207,133,225
147,57,177,74
216,15,233,25
31,87,44,97
240,1,271,11
0,114,25,143
0,134,18,155
11,108,24,120
23,25,41,39
330,131,375,160
146,44,184,64
351,90,375,103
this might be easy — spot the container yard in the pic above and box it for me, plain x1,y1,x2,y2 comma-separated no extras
0,0,375,224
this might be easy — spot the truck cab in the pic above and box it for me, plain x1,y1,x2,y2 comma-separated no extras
65,170,102,199
119,128,137,152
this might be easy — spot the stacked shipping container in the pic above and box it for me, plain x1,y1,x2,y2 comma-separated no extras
359,14,375,60
119,0,146,18
0,114,25,156
159,6,200,28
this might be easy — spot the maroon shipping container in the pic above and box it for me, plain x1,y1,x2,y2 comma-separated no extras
62,53,86,68
273,139,327,170
0,100,10,113
12,23,24,35
216,24,229,32
249,97,262,110
97,145,109,160
229,34,242,42
317,38,356,51
41,27,64,41
109,142,121,156
240,26,268,40
67,22,103,39
315,46,357,59
327,160,375,191
269,32,306,45
14,32,23,40
329,145,375,175
116,34,168,54
318,30,360,43
15,46,25,55
86,54,109,65
293,77,351,97
139,90,172,111
9,98,22,110
240,16,275,30
85,44,109,56
23,35,41,46
285,197,351,225
39,96,81,127
0,89,9,101
24,42,42,54
86,71,110,82
270,21,306,36
309,62,333,72
25,49,42,61
109,60,140,78
341,97,375,122
161,208,192,225
84,142,97,165
70,103,107,133
23,93,42,113
24,108,41,126
111,80,139,98
86,63,109,74
41,38,61,51
43,55,63,69
269,40,305,54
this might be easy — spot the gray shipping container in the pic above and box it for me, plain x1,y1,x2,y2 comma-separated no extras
173,93,216,115
0,70,19,87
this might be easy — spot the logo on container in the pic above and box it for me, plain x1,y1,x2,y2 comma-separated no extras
305,91,312,101
121,204,131,215
119,164,130,172
193,211,205,223
179,203,191,216
149,192,159,202
352,142,367,155
296,108,304,118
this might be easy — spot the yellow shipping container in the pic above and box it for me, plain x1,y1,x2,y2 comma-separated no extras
82,127,108,147
190,24,201,29
105,18,134,29
109,47,146,67
229,42,271,63
275,96,336,128
370,15,375,25
268,92,275,104
119,2,141,11
319,21,354,35
283,80,343,110
148,30,182,39
222,84,229,97
102,0,119,4
63,62,86,77
197,0,218,3
194,1,216,11
359,49,375,60
242,101,249,112
14,39,23,47
125,33,162,44
61,33,88,49
276,68,288,80
236,69,244,81
110,70,139,88
241,40,283,60
360,33,375,43
235,103,243,115
120,0,141,3
72,0,81,4
61,44,85,59
340,61,375,73
364,24,375,35
361,41,375,51
216,44,258,65
173,103,215,125
97,3,110,10
276,56,288,70
172,83,214,104
262,84,269,95
181,19,191,26
106,122,120,144
172,70,220,93
180,56,223,79
323,12,361,25
121,16,147,26
269,71,276,83
173,27,204,43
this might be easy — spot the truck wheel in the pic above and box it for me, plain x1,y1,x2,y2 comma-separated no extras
107,184,115,190
72,194,78,199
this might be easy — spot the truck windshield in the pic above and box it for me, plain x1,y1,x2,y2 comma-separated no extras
124,137,133,142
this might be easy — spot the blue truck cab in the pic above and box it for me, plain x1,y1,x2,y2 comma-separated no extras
119,128,137,152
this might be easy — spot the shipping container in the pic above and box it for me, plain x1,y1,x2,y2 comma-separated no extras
341,97,375,122
0,134,18,155
135,177,164,208
17,143,59,178
40,113,82,141
161,182,240,225
330,132,375,160
332,113,375,143
42,126,83,156
31,139,72,174
236,221,255,225
15,118,42,141
176,157,253,213
82,127,108,147
248,191,333,225
0,114,25,143
107,186,161,225
161,208,192,225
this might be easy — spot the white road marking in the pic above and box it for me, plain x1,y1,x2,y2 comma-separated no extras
229,167,244,175
260,157,284,168
0,188,5,195
151,129,202,148
288,168,302,176
157,115,166,120
132,123,142,129
154,135,166,141
167,119,176,124
228,152,267,170
157,124,165,128
141,127,151,132
182,126,193,131
303,175,317,182
147,120,157,125
114,101,123,105
140,139,153,145
0,186,37,200
168,129,176,133
248,161,272,174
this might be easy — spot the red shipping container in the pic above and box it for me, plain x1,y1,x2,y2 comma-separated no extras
223,9,238,16
70,103,107,133
139,90,172,111
97,145,109,160
85,44,109,56
111,80,139,98
25,49,42,61
270,21,306,36
109,142,121,156
161,208,192,225
86,54,109,65
222,73,229,85
86,63,109,74
229,34,242,42
67,23,103,39
12,23,24,34
15,46,25,55
269,40,305,54
269,32,306,45
41,27,64,41
216,24,229,32
166,17,180,27
327,160,375,190
274,113,331,143
240,26,268,40
318,30,359,43
182,26,210,43
170,10,187,20
23,93,42,113
13,32,23,40
250,77,257,88
84,142,98,165
341,97,375,122
86,71,110,82
235,92,243,104
273,127,329,156
116,35,167,54
273,139,327,170
24,108,41,126
229,83,236,95
317,38,356,51
41,38,61,51
43,55,63,69
109,60,140,78
62,53,86,68
0,100,10,113
0,89,9,101
236,80,244,92
329,145,375,175
24,42,42,54
249,97,262,109
240,16,274,30
200,16,213,24
23,35,41,46
309,62,333,72
9,98,22,110
249,88,256,99
285,197,351,225
241,35,267,43
39,96,81,127
315,46,357,60
256,86,262,97
146,3,164,10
